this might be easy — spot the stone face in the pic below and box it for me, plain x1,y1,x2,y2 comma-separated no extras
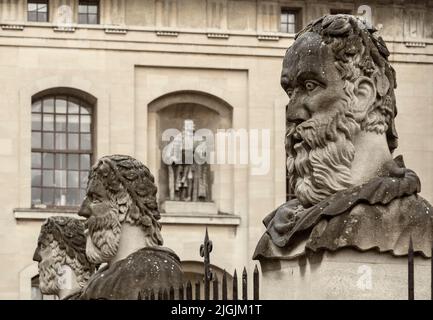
254,14,433,298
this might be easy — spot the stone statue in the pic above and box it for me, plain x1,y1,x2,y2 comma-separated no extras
77,155,184,300
166,119,210,202
33,217,95,300
254,14,433,261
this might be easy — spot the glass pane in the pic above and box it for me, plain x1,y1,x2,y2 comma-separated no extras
32,152,41,168
32,100,41,112
68,133,79,149
55,154,67,169
54,189,68,206
81,105,91,115
28,3,37,11
80,189,86,202
88,14,98,24
38,12,47,22
55,170,67,188
43,114,54,131
31,169,42,186
68,115,79,132
80,154,90,170
281,13,288,23
32,114,41,131
55,133,66,150
68,154,79,170
31,188,42,205
80,134,91,150
67,171,79,188
280,23,287,33
66,189,80,206
88,5,98,14
78,5,88,14
43,98,54,113
80,115,91,132
42,188,54,204
28,12,37,22
80,171,88,188
68,99,80,114
78,14,87,24
288,24,295,34
37,4,47,13
56,97,67,113
288,13,295,23
43,170,54,187
55,115,66,131
32,132,41,149
42,153,54,169
42,133,54,149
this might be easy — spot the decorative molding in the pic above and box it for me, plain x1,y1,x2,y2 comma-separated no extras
1,24,24,31
104,28,128,34
207,33,229,39
405,41,426,48
13,209,241,226
257,34,279,41
156,30,179,37
53,26,76,32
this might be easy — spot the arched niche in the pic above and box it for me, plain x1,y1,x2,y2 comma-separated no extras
147,91,233,215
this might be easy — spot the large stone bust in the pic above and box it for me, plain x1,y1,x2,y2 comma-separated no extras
77,155,184,300
33,217,95,300
254,14,433,261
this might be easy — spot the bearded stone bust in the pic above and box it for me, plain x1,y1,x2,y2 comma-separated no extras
77,155,184,300
254,14,433,262
33,217,95,300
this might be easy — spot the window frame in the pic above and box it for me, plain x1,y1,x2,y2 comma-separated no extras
31,94,94,210
27,0,49,23
78,0,100,25
280,8,302,34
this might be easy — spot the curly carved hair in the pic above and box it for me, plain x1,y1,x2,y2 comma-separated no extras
38,217,95,288
88,155,163,246
296,14,398,153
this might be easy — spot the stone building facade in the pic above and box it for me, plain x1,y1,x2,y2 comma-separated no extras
0,0,432,299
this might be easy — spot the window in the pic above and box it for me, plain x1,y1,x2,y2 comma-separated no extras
31,95,93,208
27,0,49,22
78,0,99,24
330,9,353,15
280,9,300,34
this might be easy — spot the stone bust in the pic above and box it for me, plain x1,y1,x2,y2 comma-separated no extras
77,155,184,300
33,216,95,300
254,14,433,260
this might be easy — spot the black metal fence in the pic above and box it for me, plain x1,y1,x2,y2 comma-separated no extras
407,236,433,300
138,228,260,300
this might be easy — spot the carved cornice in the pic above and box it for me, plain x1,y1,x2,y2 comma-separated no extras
207,33,229,39
156,30,179,37
53,26,76,33
1,24,24,31
105,28,128,34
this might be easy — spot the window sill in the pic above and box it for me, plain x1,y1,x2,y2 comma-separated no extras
13,209,241,226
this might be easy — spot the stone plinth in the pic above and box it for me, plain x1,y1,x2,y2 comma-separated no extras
260,248,431,300
161,201,218,215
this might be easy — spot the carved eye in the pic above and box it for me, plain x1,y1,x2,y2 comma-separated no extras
286,89,294,98
305,81,318,91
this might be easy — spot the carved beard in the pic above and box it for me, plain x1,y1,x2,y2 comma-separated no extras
286,104,360,208
86,206,122,264
38,258,60,295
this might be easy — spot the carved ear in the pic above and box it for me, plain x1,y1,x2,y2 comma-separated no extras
353,76,376,119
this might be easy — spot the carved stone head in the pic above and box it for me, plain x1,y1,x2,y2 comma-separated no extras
282,14,397,208
33,217,94,295
78,155,163,264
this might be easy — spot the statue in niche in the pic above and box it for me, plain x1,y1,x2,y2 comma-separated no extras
33,216,95,300
165,119,211,202
254,14,433,261
77,155,184,300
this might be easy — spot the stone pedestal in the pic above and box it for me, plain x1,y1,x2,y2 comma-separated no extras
260,248,431,300
161,201,218,215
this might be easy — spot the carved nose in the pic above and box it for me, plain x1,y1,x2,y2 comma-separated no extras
286,101,310,124
33,247,41,262
78,197,91,218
